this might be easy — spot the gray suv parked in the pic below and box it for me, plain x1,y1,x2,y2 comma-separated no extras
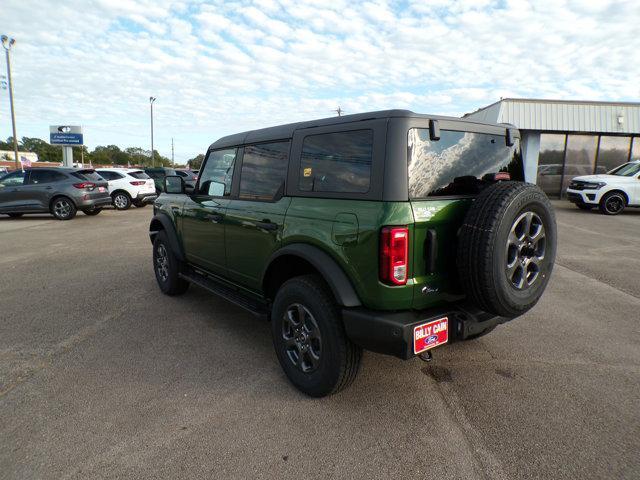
0,168,112,220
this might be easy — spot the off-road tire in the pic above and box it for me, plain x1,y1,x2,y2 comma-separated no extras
50,196,77,220
82,208,102,216
599,191,626,215
457,182,556,318
271,275,362,397
152,230,189,295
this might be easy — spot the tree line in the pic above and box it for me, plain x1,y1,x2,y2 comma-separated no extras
0,136,203,169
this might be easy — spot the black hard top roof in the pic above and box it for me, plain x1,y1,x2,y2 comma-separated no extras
208,109,507,150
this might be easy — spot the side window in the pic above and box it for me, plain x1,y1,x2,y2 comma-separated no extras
29,170,67,184
299,130,373,193
97,171,113,180
239,141,289,201
198,148,237,196
0,170,26,186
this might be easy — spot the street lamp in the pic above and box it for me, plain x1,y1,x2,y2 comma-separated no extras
149,96,156,166
1,35,18,170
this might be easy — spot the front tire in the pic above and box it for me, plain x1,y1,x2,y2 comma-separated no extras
112,192,131,210
51,197,77,220
599,191,626,215
152,230,189,295
271,275,362,397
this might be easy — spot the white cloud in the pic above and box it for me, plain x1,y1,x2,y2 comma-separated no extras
0,0,638,163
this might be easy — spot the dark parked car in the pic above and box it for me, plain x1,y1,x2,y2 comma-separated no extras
0,167,111,220
144,167,177,194
150,110,557,397
175,169,198,189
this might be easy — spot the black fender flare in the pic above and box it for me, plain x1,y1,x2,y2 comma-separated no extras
263,243,361,307
149,213,185,261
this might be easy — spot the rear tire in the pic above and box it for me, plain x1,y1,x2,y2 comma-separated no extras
152,230,189,295
599,191,626,215
112,192,131,210
82,208,102,216
457,182,557,318
271,275,362,397
51,197,77,220
133,201,147,208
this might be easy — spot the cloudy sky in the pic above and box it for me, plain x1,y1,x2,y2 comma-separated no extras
0,0,638,163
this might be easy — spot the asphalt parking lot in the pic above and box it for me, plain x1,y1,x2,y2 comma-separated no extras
1,202,638,480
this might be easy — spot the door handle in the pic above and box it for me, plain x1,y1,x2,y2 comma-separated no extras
256,221,278,232
207,213,223,223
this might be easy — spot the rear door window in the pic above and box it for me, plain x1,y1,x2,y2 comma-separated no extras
198,149,237,196
299,130,373,193
408,129,524,198
28,170,67,184
239,141,289,201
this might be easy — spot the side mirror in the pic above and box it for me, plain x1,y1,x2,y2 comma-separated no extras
164,175,185,194
429,119,440,141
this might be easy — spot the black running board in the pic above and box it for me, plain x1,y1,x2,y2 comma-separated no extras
179,270,269,319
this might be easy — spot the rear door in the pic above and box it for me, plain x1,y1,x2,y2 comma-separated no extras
407,126,524,309
181,148,237,276
224,141,291,291
25,169,70,209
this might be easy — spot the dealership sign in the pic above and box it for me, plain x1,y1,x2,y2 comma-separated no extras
50,125,83,146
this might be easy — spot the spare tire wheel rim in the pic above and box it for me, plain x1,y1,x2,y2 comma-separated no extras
506,211,546,290
282,303,322,373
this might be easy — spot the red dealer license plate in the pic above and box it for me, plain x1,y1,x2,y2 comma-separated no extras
414,317,448,354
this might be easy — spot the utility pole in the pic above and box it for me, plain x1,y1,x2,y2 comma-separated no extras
171,137,174,167
149,96,156,166
2,35,18,170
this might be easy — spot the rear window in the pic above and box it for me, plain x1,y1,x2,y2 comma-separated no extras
71,170,104,182
299,130,373,193
128,171,150,179
408,129,524,198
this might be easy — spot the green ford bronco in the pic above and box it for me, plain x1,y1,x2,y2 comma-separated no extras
149,110,556,397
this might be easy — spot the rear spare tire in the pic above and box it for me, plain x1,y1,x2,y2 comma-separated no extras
457,182,556,318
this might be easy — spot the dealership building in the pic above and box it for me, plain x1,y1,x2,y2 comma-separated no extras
465,99,640,197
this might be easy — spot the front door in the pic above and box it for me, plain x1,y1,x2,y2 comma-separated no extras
224,141,291,291
0,170,28,211
181,148,238,276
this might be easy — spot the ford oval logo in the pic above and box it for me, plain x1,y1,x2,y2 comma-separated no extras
426,335,438,344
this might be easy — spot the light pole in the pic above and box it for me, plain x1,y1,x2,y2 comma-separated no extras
2,35,18,170
149,96,156,166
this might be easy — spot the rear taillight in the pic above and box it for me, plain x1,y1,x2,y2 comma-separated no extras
73,182,95,190
379,226,409,285
130,181,145,186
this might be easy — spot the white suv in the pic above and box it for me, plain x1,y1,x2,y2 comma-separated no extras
95,168,157,210
566,160,640,215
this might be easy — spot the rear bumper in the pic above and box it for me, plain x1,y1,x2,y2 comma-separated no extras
76,195,113,208
135,192,158,203
342,304,506,360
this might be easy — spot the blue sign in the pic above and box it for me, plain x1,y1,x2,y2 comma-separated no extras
50,133,83,145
